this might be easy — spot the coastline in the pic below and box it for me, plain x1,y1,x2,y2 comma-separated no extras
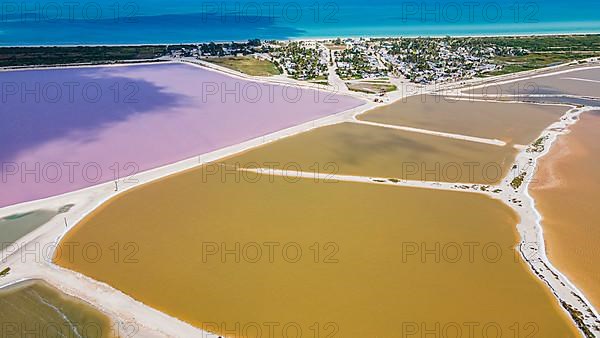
0,57,599,336
1,32,599,48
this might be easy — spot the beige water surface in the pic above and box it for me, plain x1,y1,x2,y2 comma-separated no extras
55,167,577,337
531,111,600,311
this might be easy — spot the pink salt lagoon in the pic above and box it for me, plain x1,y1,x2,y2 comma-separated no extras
0,62,364,208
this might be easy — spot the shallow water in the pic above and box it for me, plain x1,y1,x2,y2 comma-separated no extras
0,63,362,207
500,96,600,107
358,95,566,145
531,111,600,311
468,67,600,98
221,122,519,184
55,167,577,337
0,280,112,337
0,209,58,246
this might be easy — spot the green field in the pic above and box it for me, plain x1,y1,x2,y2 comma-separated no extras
204,56,281,76
346,81,397,93
489,51,600,75
477,34,600,52
477,35,600,75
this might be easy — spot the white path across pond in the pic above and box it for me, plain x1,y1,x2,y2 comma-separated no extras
351,119,508,146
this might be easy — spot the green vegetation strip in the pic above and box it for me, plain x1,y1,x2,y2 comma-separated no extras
476,35,600,52
481,34,600,75
0,46,170,67
488,52,600,76
527,136,549,153
347,82,397,94
561,301,595,338
203,56,281,76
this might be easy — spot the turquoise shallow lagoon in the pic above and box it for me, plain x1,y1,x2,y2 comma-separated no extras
1,0,599,45
0,209,58,246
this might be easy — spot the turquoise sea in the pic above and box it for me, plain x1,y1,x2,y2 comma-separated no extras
1,0,599,45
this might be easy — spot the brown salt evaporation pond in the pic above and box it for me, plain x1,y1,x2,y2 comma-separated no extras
222,122,519,184
55,165,578,337
358,95,566,145
531,111,600,311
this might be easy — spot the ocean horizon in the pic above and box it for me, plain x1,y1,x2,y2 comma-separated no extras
1,0,599,46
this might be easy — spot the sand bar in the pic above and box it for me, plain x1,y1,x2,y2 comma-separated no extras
531,111,600,311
